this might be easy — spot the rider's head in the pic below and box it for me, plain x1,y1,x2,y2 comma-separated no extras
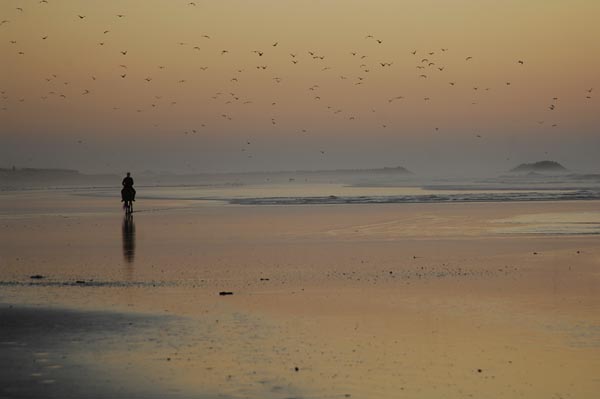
126,172,130,177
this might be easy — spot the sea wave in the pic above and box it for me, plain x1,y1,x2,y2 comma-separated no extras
228,190,600,205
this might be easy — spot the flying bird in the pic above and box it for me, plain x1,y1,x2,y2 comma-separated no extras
465,56,472,61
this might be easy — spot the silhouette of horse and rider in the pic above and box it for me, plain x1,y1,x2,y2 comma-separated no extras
121,172,136,214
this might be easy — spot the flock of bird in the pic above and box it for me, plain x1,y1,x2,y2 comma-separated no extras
1,2,597,164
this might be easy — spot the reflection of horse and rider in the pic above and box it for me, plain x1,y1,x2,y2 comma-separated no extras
121,172,136,203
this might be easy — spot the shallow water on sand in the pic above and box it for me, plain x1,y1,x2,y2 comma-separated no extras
1,189,600,398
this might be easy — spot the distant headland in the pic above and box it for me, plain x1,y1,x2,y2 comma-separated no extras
510,161,568,173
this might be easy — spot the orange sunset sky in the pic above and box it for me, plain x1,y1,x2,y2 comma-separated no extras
1,0,599,175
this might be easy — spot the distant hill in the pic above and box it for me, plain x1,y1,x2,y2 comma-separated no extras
0,167,117,188
510,161,568,173
0,166,413,189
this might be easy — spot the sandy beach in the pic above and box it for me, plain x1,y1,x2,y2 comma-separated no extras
1,189,600,398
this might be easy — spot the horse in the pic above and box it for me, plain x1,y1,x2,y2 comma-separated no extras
122,187,134,215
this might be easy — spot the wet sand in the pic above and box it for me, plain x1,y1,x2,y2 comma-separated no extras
1,190,600,398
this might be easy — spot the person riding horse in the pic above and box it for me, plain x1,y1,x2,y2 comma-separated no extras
121,172,136,202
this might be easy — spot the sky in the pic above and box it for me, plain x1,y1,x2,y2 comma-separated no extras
1,0,599,176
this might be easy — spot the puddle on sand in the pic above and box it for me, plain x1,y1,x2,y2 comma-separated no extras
491,211,600,235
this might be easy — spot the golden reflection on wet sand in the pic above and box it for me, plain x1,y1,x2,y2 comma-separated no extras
0,192,599,398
